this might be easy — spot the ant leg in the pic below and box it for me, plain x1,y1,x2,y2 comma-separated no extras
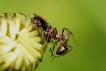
48,39,54,51
47,44,55,58
45,41,49,48
51,45,73,63
51,48,72,63
51,55,61,63
50,47,55,58
50,40,57,58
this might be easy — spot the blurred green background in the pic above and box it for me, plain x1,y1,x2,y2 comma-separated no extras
0,0,106,71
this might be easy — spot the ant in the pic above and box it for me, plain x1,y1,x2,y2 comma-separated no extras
31,14,78,63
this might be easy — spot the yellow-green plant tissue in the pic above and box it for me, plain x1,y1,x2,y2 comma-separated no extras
0,13,45,71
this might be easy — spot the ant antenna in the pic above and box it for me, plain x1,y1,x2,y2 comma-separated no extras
70,32,79,45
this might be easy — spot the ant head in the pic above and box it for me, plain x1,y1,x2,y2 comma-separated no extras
62,28,79,45
62,28,70,41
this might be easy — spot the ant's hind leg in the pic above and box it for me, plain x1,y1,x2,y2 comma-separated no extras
49,47,55,58
51,55,62,63
51,45,72,63
48,40,56,58
50,41,58,58
48,45,54,58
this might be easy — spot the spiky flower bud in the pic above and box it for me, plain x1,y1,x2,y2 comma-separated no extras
0,13,45,71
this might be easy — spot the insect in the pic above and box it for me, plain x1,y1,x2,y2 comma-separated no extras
31,14,78,62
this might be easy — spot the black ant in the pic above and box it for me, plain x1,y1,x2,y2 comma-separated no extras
31,14,78,63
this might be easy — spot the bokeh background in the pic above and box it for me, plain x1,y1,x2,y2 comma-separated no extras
0,0,106,71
